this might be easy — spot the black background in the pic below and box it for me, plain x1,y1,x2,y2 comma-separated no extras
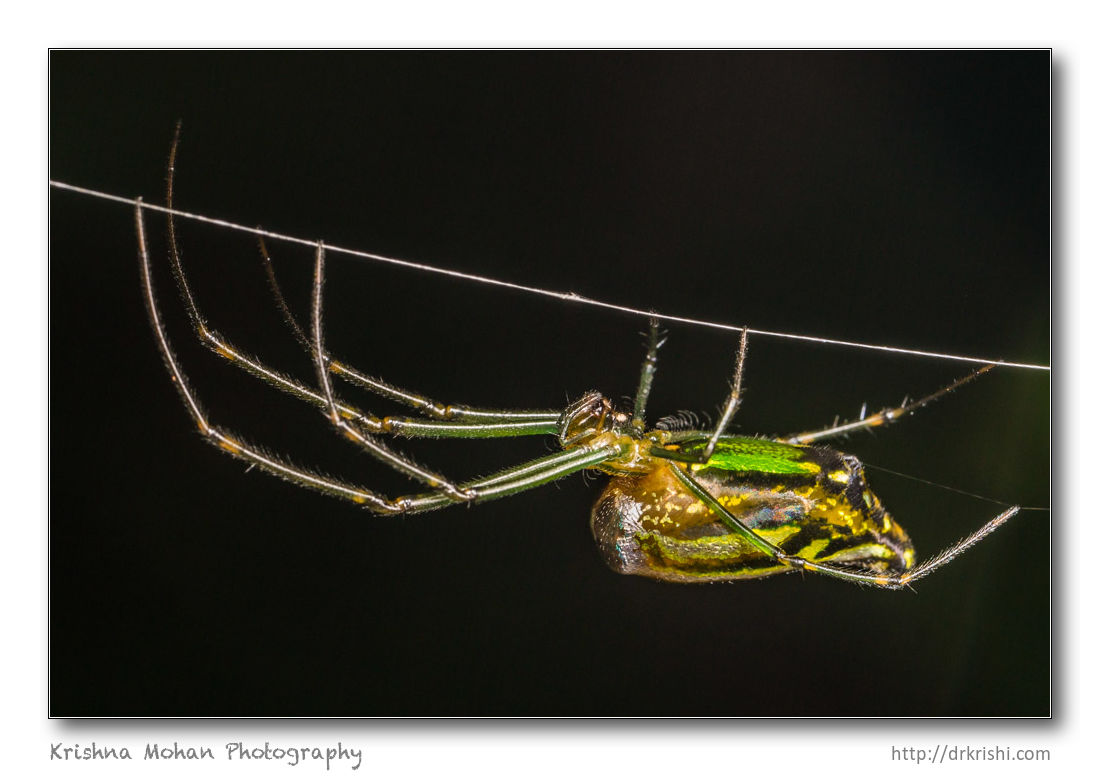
50,51,1050,716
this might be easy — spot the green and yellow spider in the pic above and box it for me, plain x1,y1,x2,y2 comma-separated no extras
136,133,1018,591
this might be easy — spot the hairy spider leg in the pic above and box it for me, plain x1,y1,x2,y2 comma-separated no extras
307,242,471,502
138,199,627,513
258,235,559,427
699,325,750,460
630,318,666,434
668,463,1018,589
647,325,750,463
775,365,995,445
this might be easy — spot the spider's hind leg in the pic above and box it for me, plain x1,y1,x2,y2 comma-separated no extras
775,365,995,445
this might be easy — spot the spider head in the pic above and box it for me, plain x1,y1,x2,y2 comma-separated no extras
558,391,630,450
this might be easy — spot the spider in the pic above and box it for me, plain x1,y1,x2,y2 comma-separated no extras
135,132,1019,590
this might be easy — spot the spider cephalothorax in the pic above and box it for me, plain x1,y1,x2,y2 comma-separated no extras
557,392,631,448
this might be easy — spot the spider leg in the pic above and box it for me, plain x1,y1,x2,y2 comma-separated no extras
307,241,480,502
650,326,749,464
699,326,750,459
258,235,558,425
667,462,1019,590
139,200,624,513
775,365,995,445
402,443,630,512
630,317,665,434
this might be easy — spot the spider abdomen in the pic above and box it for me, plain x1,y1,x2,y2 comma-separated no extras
589,438,914,583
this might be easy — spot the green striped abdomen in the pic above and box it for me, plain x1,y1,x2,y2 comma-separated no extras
589,438,914,583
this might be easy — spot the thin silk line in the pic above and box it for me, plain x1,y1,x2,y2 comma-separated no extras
50,180,1050,372
864,463,1049,512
